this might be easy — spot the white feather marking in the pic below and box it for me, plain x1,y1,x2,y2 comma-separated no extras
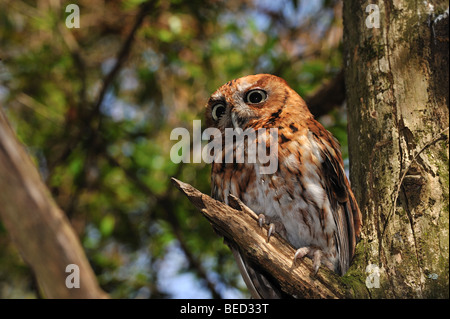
283,153,299,171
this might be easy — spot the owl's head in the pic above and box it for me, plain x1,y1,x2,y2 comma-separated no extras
205,74,310,130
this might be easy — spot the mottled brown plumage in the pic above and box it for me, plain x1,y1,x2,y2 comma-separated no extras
205,74,362,298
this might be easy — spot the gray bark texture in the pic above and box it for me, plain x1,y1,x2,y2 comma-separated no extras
343,0,449,298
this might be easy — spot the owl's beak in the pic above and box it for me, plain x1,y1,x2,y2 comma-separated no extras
230,104,254,129
231,112,240,129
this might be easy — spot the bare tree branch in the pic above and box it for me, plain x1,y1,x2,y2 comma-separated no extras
171,177,349,299
93,1,153,117
0,108,108,299
305,69,346,118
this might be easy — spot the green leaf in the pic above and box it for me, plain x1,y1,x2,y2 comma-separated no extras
100,215,116,237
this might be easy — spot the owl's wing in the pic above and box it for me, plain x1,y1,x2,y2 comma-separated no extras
311,128,362,275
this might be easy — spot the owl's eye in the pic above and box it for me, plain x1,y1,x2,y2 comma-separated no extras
212,103,226,121
245,89,267,104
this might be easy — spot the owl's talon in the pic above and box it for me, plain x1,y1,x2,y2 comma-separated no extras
258,214,266,228
258,214,286,242
267,223,275,242
294,246,323,275
294,247,310,260
312,250,323,275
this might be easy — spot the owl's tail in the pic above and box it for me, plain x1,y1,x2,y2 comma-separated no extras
229,242,290,299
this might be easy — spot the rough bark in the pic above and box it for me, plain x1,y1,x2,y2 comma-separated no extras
343,0,449,298
0,108,108,299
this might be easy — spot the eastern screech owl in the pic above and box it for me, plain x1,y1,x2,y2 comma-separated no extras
205,74,362,298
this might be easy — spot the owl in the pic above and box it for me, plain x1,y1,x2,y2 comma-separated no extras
205,74,362,298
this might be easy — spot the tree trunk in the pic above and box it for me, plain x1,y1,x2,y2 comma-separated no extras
343,0,449,298
0,108,108,299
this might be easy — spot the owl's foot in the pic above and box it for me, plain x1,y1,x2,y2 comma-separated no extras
227,195,286,242
258,214,287,243
294,246,323,275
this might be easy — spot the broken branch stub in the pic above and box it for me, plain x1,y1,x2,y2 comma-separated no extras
171,177,347,299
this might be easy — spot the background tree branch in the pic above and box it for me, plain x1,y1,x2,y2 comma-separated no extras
306,69,346,118
0,108,107,299
92,1,153,119
171,177,352,299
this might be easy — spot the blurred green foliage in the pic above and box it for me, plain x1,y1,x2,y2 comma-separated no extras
0,0,347,298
